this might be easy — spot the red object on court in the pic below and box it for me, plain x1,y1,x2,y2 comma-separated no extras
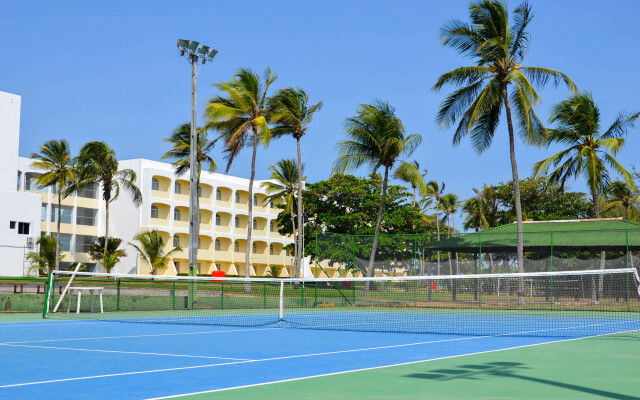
431,281,436,290
211,271,225,282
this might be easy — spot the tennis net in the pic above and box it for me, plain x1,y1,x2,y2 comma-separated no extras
44,268,640,338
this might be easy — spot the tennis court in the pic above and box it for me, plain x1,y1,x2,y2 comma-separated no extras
0,269,638,399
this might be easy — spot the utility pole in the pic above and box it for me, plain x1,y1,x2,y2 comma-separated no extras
177,39,218,280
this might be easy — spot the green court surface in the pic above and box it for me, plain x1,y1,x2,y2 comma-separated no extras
172,336,640,400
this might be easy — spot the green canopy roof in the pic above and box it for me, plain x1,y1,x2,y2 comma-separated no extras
425,219,640,252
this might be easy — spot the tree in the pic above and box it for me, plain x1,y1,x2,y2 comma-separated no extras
433,0,576,284
604,181,640,221
73,142,142,254
533,92,639,217
27,234,63,275
334,101,422,282
462,195,489,232
261,159,304,274
268,87,323,278
88,237,127,273
162,122,217,176
129,230,182,275
439,193,459,235
393,160,427,206
205,67,277,280
30,139,76,271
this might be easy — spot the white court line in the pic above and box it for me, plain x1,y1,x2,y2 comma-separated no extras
0,343,251,361
0,327,281,345
0,321,115,328
1,327,636,390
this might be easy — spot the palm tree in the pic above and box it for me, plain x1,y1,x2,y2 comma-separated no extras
533,93,638,217
333,100,422,283
261,159,304,275
27,234,63,276
88,237,127,273
433,0,576,281
393,160,427,206
73,141,142,254
605,181,640,221
533,93,639,300
268,88,323,278
129,230,182,275
162,122,217,176
423,180,446,274
205,67,277,280
462,196,489,232
30,139,76,271
440,193,460,277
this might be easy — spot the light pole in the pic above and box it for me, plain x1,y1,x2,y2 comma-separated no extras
177,39,218,279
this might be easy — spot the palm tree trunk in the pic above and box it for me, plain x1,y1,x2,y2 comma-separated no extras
591,186,605,301
55,186,61,272
245,128,258,283
366,165,390,295
502,85,525,307
295,137,304,279
289,206,297,278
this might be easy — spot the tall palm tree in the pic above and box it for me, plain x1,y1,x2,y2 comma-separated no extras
30,139,76,271
605,181,640,221
268,88,323,278
433,0,576,281
333,100,422,283
393,160,427,206
533,93,639,300
423,180,446,274
440,193,460,236
73,141,142,253
462,196,489,232
205,67,277,280
27,234,63,275
129,230,182,275
162,122,217,264
533,93,638,217
261,159,305,275
162,122,217,177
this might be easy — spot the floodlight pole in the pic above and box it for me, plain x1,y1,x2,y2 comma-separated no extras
188,53,199,278
177,39,218,279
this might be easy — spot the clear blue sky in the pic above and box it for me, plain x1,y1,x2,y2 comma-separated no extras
3,0,640,229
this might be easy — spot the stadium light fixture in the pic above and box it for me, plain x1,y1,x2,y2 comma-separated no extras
177,39,218,280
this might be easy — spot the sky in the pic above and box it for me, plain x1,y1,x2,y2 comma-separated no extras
2,0,640,230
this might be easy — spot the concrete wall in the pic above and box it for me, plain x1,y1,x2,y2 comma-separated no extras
0,91,21,191
0,191,41,276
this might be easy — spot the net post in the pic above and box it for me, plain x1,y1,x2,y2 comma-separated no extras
42,269,53,318
279,280,284,321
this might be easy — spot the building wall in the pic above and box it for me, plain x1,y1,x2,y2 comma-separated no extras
0,91,20,191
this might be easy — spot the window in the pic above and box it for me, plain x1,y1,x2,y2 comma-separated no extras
17,171,21,190
234,241,239,252
173,235,180,247
271,221,276,232
197,186,202,197
215,239,221,251
150,205,159,219
253,219,258,230
252,243,257,253
59,234,72,252
78,183,97,199
173,208,181,221
235,192,240,203
51,205,73,224
253,196,258,206
25,173,46,192
9,221,16,229
198,237,201,248
75,235,96,253
174,261,180,271
215,214,221,226
270,245,274,255
76,207,97,226
216,189,222,201
152,178,159,191
235,216,240,228
18,222,29,235
41,204,47,222
174,182,181,194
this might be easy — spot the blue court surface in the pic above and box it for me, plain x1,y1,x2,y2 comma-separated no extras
0,316,618,400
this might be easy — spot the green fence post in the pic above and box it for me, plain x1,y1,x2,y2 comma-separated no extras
478,232,482,306
301,283,305,307
315,231,319,278
264,283,267,309
172,281,176,310
116,279,121,311
626,229,630,311
314,282,318,307
550,232,554,310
